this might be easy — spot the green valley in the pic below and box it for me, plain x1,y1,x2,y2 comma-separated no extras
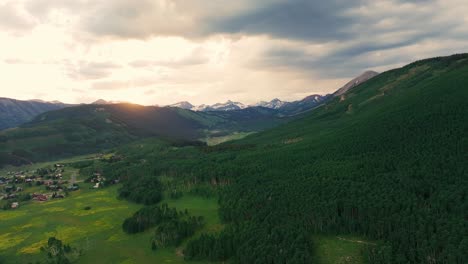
0,104,287,167
0,157,221,264
1,53,467,264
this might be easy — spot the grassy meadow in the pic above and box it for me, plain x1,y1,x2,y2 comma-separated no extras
0,156,221,264
0,184,223,264
204,132,254,146
312,235,372,264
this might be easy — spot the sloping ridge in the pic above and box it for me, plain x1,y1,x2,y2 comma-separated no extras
333,70,379,97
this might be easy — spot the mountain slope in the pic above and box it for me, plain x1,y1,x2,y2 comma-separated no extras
0,98,69,130
156,54,467,263
0,104,209,166
333,70,379,97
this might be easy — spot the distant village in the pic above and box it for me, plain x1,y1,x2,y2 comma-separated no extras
0,163,110,210
0,153,124,210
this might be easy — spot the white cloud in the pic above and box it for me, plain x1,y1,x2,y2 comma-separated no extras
0,1,36,32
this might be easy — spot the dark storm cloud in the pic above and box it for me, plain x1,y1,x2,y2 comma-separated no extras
67,0,466,80
244,0,467,78
208,0,356,41
257,43,413,79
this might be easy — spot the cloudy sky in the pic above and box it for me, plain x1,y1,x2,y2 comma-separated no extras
0,0,467,105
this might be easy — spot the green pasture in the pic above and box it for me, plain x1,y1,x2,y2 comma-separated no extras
204,132,254,146
312,235,373,264
0,185,220,264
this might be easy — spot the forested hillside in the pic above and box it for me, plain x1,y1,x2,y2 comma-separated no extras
84,54,468,263
201,54,468,263
209,54,468,263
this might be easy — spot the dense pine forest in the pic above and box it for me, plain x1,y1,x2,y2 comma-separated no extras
71,54,468,263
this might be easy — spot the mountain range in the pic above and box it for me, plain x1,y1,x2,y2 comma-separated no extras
168,70,378,114
0,98,69,130
0,71,378,133
168,96,326,113
169,100,248,111
0,70,380,167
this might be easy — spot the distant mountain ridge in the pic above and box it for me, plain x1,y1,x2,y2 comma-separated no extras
0,98,70,130
0,71,378,131
254,98,287,109
277,94,331,115
169,100,248,112
168,94,331,115
92,99,130,105
169,101,194,110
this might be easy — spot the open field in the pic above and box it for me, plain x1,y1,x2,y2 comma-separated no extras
312,235,373,264
204,132,255,146
0,182,220,264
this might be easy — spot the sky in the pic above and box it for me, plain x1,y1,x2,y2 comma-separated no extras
0,0,467,106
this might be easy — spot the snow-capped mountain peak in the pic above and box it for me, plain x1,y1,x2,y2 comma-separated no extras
167,100,247,111
205,100,247,111
254,98,287,109
168,101,194,110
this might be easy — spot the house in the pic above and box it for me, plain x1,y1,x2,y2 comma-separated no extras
32,193,48,202
11,202,19,209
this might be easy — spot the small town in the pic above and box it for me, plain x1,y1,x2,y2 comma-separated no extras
0,163,111,210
